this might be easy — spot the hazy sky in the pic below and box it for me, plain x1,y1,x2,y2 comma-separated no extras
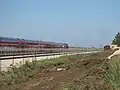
0,0,120,47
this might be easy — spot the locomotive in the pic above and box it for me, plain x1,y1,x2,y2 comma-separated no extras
0,36,69,49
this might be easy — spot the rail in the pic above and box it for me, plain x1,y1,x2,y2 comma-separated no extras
0,48,87,57
0,53,67,60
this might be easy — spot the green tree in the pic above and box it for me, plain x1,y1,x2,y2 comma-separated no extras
112,32,120,46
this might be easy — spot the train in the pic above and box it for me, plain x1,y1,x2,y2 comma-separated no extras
0,36,69,49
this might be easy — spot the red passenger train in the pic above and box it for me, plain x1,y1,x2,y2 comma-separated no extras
0,36,69,49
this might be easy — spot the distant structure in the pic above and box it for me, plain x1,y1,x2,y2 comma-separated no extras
104,45,110,51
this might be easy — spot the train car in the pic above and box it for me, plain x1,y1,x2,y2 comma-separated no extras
41,41,69,48
0,37,28,48
0,37,20,47
41,41,59,48
0,36,69,49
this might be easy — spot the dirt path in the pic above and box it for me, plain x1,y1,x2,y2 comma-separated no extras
14,52,112,90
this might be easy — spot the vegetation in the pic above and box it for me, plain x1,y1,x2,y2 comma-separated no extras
112,32,120,46
62,52,111,90
103,32,120,90
0,55,83,90
105,56,120,90
0,51,114,90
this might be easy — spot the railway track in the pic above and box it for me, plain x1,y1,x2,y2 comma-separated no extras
0,53,66,60
0,51,100,60
0,48,82,57
0,52,61,57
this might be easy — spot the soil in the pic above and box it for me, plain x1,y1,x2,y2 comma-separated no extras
11,51,113,90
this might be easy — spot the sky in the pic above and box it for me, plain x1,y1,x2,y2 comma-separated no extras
0,0,120,47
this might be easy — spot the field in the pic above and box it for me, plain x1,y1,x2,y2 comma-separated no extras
0,51,119,90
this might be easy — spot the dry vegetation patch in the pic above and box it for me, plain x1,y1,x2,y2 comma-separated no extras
0,51,117,90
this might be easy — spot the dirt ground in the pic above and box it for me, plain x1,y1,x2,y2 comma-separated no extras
13,51,113,90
